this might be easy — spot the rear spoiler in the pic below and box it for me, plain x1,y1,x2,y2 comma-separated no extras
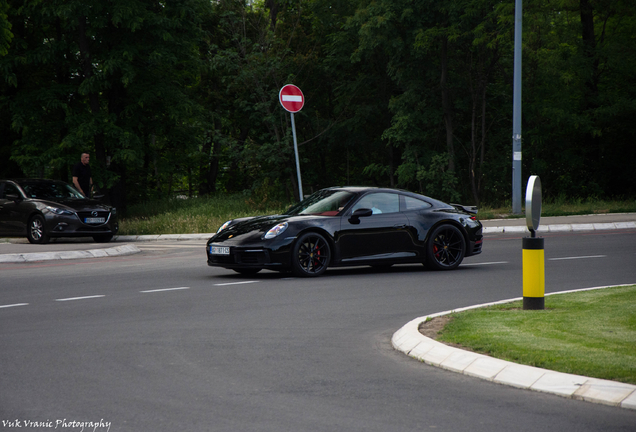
451,204,478,215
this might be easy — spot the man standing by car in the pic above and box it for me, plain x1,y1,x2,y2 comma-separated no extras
72,152,93,197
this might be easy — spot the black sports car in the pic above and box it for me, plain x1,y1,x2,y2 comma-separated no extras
0,179,118,244
207,187,483,277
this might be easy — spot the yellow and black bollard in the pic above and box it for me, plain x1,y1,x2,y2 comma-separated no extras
522,236,545,310
523,175,545,310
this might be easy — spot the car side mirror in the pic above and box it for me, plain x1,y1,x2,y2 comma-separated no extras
5,194,22,202
348,208,373,224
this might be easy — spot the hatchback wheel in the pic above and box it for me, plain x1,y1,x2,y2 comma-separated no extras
292,232,331,277
425,224,465,270
27,214,50,244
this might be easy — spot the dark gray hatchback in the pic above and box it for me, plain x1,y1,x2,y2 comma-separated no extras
0,179,118,244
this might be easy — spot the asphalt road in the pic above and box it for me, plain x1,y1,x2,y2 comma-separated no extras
1,229,635,431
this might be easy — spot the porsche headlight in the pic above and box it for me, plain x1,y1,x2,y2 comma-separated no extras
46,206,74,216
217,220,232,233
264,222,288,239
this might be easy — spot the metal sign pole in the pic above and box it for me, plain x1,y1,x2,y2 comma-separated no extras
290,112,303,201
512,0,523,214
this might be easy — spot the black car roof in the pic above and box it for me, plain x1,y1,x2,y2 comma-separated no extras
320,186,449,206
9,178,65,184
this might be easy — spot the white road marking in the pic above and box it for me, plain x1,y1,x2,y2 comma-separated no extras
549,255,607,261
0,303,29,309
140,287,190,293
214,281,260,286
461,261,509,266
56,295,105,302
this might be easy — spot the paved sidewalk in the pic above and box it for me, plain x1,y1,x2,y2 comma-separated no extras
392,285,636,411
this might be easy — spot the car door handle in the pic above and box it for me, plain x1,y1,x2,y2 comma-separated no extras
393,224,407,228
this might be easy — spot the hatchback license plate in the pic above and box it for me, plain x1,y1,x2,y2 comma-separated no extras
85,217,105,223
210,246,230,255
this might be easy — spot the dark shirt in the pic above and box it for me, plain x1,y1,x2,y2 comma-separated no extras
72,162,92,197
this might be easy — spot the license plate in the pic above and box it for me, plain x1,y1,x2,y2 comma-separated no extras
85,217,105,223
210,246,230,255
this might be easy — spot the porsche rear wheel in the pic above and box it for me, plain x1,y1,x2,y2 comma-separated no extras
292,232,331,277
27,214,50,244
425,224,465,270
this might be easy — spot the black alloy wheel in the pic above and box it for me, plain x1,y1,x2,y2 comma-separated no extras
426,224,466,270
27,214,50,244
292,232,331,277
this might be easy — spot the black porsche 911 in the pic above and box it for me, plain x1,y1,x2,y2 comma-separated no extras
207,187,483,277
0,179,118,244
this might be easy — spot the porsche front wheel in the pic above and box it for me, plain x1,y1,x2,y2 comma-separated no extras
292,232,331,277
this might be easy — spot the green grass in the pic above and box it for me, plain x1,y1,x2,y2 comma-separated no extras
478,197,636,220
119,194,290,235
437,285,636,385
119,194,636,236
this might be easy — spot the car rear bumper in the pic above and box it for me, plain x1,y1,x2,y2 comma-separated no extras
466,238,483,256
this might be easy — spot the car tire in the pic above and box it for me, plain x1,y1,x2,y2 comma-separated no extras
233,268,262,275
291,232,331,277
425,224,466,270
27,214,50,244
92,234,113,243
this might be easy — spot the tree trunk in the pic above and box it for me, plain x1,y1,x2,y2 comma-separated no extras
440,35,455,172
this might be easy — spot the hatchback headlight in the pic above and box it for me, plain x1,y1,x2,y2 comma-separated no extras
264,222,288,239
46,206,74,215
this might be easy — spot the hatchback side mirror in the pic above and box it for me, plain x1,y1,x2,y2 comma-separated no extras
348,208,373,224
5,194,22,202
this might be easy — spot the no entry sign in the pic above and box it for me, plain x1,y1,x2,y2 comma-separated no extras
279,84,305,200
279,84,304,113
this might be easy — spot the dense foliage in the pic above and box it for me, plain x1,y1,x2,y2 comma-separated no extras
2,0,635,212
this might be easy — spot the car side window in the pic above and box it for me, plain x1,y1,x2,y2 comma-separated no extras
352,193,400,214
403,196,432,211
1,183,20,199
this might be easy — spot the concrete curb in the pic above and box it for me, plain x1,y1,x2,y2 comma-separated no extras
0,244,141,263
113,233,211,242
483,221,636,234
392,285,636,410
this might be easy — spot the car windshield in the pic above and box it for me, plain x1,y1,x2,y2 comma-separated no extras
20,182,84,200
285,190,356,216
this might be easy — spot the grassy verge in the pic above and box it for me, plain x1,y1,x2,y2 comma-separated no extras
478,197,636,219
436,285,636,385
119,194,636,236
119,194,290,235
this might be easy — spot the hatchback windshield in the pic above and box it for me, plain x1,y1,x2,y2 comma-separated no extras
20,181,84,200
285,190,356,216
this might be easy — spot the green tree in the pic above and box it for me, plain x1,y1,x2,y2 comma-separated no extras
522,0,636,199
1,0,212,211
